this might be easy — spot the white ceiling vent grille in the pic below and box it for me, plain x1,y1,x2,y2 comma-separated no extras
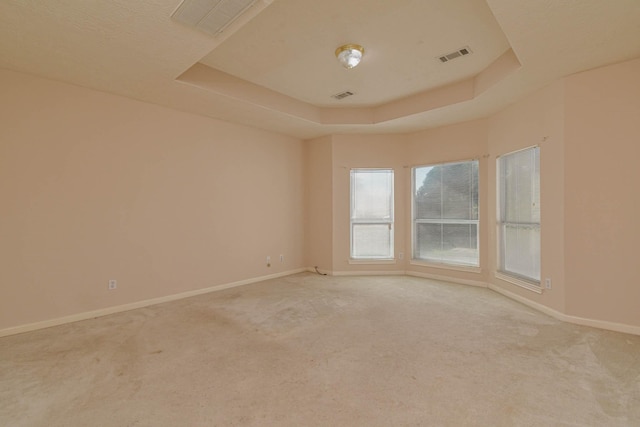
438,47,472,63
332,91,355,100
172,0,258,36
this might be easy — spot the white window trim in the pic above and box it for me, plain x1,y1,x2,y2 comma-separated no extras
410,260,482,274
495,272,542,294
411,159,480,268
496,145,541,287
350,168,395,260
349,259,396,265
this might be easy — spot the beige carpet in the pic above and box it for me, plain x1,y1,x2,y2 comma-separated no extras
1,273,639,426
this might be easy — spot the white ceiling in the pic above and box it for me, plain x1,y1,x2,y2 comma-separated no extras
200,0,510,106
1,0,639,139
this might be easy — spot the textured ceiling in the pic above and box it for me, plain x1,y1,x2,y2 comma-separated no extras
0,0,639,139
200,0,510,106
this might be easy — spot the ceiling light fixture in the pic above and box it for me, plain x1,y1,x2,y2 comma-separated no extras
335,44,364,69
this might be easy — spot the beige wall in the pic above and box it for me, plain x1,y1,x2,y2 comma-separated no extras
304,136,334,272
0,69,305,331
487,80,566,313
330,134,408,273
302,57,640,331
564,58,640,326
406,119,490,285
3,56,640,334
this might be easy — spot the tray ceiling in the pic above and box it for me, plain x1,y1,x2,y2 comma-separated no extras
0,0,639,138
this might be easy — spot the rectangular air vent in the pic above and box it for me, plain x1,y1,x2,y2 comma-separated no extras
438,47,472,63
172,0,258,36
332,91,354,100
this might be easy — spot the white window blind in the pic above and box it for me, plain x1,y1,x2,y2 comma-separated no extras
412,160,479,266
350,169,394,259
498,146,540,283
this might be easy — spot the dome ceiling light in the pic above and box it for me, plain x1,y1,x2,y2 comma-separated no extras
335,44,365,69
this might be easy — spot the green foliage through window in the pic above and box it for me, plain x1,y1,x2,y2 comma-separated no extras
413,161,479,266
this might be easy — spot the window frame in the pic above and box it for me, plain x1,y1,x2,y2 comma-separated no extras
496,145,541,291
350,168,395,260
411,159,480,268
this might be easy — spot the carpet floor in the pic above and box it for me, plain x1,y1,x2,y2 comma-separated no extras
1,273,639,426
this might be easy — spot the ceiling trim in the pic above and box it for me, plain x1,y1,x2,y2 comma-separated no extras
176,49,521,125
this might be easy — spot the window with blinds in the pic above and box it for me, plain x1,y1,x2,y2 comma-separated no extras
350,169,394,259
498,146,540,283
412,160,479,267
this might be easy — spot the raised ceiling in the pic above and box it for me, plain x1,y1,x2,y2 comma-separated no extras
0,0,639,139
199,0,511,107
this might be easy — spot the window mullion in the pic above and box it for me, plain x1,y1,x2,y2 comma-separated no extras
411,160,479,267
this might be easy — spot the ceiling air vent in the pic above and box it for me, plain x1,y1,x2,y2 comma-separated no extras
332,91,355,100
438,47,472,63
172,0,259,36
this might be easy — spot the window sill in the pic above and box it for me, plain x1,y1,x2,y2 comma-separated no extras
495,272,542,294
349,259,396,265
410,260,481,274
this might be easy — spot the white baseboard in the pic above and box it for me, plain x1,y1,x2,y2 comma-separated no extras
0,268,307,338
332,270,406,277
306,267,408,277
306,266,330,275
488,283,640,336
406,270,488,288
3,268,638,337
328,270,640,335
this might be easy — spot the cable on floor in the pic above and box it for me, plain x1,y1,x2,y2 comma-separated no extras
314,266,327,276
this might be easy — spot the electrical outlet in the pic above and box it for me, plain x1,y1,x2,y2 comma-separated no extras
545,278,552,290
266,256,271,267
279,254,284,263
108,279,117,290
398,252,404,260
